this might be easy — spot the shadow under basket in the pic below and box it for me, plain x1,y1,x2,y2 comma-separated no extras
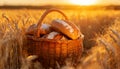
23,8,84,69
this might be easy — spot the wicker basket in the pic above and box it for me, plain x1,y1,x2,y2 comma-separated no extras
24,9,84,68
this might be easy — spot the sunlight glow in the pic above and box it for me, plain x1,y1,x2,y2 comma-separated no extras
70,0,97,6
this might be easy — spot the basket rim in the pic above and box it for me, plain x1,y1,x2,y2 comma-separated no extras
26,34,83,43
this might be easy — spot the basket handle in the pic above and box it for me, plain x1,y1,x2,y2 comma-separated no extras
35,8,68,37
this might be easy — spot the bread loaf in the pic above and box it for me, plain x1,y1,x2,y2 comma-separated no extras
26,24,52,35
41,31,68,40
26,24,37,35
51,19,81,39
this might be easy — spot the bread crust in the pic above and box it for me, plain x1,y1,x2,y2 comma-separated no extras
51,19,81,39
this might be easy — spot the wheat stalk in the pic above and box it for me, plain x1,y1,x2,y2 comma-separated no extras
110,29,120,39
98,38,115,54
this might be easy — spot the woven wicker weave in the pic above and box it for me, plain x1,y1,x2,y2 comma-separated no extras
24,9,84,69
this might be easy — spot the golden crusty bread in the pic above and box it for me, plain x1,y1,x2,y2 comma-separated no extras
51,19,81,39
26,24,52,35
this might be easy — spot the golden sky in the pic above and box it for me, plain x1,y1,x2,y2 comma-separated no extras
0,0,120,6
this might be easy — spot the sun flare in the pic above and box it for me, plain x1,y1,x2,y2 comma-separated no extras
70,0,97,6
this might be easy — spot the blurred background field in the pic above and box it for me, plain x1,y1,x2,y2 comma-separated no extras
0,9,120,48
0,9,120,69
0,7,120,69
1,0,120,69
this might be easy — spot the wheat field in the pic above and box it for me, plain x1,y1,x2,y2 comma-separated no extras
0,9,120,69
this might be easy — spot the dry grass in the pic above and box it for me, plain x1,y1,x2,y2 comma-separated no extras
0,9,120,69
